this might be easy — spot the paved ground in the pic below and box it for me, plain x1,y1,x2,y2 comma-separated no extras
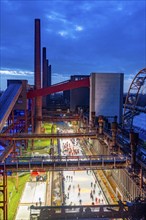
15,182,46,220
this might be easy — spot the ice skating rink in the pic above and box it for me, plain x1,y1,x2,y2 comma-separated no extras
63,170,107,206
60,138,107,206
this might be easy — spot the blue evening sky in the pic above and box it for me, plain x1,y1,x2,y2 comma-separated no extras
0,0,146,91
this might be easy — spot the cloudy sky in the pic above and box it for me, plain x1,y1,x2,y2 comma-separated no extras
0,0,146,91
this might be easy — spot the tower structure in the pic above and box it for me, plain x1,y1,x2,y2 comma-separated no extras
42,47,52,108
34,18,42,133
42,47,47,108
46,61,52,106
90,73,124,124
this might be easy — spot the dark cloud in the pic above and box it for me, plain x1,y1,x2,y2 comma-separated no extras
0,0,146,91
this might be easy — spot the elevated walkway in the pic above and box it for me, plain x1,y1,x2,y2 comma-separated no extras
27,78,90,98
0,155,128,171
42,115,80,122
0,83,22,131
0,132,97,140
30,202,146,219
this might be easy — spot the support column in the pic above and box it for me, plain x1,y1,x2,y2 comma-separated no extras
25,109,28,149
129,131,139,169
111,122,118,152
90,111,95,128
0,168,8,220
140,167,143,194
98,115,104,135
31,98,35,133
47,64,52,105
13,140,16,158
12,110,14,134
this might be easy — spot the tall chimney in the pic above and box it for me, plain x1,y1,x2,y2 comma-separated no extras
47,63,52,105
42,47,47,108
34,18,42,133
42,47,47,87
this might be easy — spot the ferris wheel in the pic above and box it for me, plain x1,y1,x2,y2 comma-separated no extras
122,68,146,129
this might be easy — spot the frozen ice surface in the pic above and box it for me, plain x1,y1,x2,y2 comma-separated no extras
63,170,107,205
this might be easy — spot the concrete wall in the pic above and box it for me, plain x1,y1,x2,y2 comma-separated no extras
90,73,124,123
70,87,89,111
70,75,89,111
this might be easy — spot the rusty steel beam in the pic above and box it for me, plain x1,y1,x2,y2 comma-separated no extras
0,132,97,140
27,77,90,99
0,170,8,220
41,116,80,122
0,144,14,162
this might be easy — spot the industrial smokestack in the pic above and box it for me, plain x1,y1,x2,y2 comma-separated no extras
42,47,47,108
48,64,52,86
42,47,47,88
34,18,42,133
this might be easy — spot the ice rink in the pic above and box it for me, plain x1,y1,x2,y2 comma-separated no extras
63,170,107,206
60,137,107,206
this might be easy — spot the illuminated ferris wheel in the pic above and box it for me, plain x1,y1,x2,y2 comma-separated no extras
123,68,146,129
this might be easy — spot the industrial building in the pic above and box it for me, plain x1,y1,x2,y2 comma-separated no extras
70,75,90,112
90,72,123,124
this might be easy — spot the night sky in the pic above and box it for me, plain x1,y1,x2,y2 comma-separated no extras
0,0,146,91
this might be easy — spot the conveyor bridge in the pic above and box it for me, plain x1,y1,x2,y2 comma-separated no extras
0,155,128,172
0,132,97,140
0,83,22,131
41,115,80,122
27,78,90,98
30,203,145,219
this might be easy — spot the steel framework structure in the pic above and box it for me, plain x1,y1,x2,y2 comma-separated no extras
0,170,8,220
0,132,97,140
0,155,128,172
0,70,146,219
29,203,146,219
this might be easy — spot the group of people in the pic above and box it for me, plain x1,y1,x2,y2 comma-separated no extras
36,197,42,206
63,175,105,206
61,139,81,156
